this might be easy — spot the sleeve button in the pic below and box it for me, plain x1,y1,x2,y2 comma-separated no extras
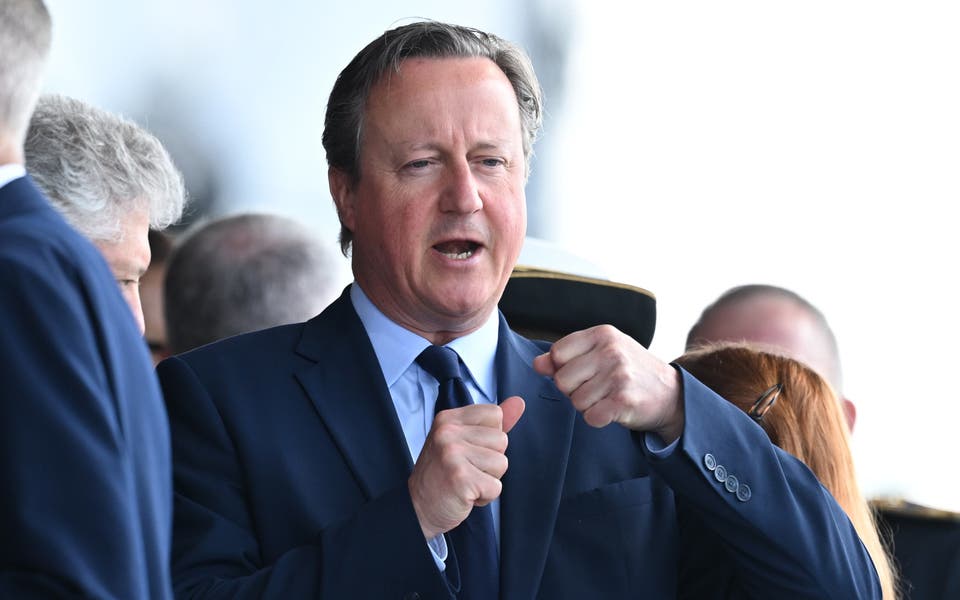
736,483,752,502
713,464,727,482
703,453,717,471
724,474,739,494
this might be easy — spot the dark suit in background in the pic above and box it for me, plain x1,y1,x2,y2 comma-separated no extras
0,176,173,599
158,289,880,599
874,501,960,600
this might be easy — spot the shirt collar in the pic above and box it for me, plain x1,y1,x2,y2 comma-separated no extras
350,282,500,402
0,164,26,189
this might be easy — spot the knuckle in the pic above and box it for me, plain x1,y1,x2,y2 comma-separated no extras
483,477,502,500
601,342,626,364
449,462,472,487
432,423,458,446
492,454,509,477
437,439,463,466
610,367,632,389
596,324,618,338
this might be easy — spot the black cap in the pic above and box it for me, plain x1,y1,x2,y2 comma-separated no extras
500,265,656,348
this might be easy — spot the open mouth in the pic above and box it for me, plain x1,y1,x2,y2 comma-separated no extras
434,240,480,260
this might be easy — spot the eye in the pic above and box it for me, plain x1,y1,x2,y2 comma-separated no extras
118,279,140,289
479,157,506,168
405,159,432,170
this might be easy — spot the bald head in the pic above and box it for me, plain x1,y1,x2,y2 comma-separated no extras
687,287,843,393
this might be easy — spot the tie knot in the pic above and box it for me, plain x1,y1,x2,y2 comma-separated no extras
416,345,463,383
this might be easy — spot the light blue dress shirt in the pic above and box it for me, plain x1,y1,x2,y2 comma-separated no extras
350,283,501,569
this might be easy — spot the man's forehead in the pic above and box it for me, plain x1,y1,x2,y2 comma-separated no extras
97,242,150,274
94,211,152,275
369,56,511,101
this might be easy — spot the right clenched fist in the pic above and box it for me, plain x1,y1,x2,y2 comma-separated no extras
408,395,525,539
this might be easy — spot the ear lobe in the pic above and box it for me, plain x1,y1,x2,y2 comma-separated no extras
328,167,356,231
841,397,857,433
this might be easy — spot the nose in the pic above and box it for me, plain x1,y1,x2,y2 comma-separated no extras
440,160,483,214
123,287,146,335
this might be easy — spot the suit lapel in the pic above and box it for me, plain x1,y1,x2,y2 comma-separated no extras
496,318,575,600
294,299,574,598
293,291,413,499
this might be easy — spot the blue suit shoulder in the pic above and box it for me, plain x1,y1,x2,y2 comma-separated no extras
0,176,173,600
0,176,114,292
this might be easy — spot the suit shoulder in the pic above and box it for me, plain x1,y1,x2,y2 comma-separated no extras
1,206,110,285
172,322,308,366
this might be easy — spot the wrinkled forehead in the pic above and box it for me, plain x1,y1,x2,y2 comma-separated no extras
361,57,522,147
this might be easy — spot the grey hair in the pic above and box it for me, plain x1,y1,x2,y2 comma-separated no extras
322,20,544,255
0,0,51,145
24,94,186,243
164,212,342,354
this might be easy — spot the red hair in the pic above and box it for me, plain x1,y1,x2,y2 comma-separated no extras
675,343,897,599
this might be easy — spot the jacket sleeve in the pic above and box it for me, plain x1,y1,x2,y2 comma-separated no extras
158,355,453,599
649,367,882,600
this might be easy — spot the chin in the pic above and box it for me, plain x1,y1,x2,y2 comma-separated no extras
436,291,496,320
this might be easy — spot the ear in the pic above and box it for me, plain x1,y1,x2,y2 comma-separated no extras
328,167,357,231
841,397,857,433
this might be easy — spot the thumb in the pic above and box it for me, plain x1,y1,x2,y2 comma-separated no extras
500,395,525,434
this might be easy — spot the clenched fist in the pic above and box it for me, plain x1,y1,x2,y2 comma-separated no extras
533,325,684,443
408,396,525,539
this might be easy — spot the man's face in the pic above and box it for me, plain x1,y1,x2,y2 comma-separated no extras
332,57,527,342
95,208,151,334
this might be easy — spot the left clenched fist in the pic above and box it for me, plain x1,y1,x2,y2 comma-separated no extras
533,325,685,444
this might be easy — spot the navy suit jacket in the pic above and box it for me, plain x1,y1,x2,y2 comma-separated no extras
876,507,960,599
0,176,173,599
158,289,880,599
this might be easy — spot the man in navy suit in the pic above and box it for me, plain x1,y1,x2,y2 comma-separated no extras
0,1,173,597
158,21,881,598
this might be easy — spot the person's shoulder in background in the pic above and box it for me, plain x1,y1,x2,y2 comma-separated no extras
871,496,960,600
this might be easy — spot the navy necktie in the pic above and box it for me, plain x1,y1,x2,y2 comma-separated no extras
416,345,499,600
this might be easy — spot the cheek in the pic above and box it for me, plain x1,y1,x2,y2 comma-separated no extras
494,186,527,249
123,286,142,313
381,193,432,245
119,286,146,333
355,180,417,236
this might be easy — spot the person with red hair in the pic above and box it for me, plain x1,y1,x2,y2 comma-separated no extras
676,343,898,599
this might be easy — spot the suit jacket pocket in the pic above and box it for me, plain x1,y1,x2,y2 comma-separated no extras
540,476,678,599
558,477,655,519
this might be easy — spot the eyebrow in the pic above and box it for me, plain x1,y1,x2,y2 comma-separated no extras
109,257,150,279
